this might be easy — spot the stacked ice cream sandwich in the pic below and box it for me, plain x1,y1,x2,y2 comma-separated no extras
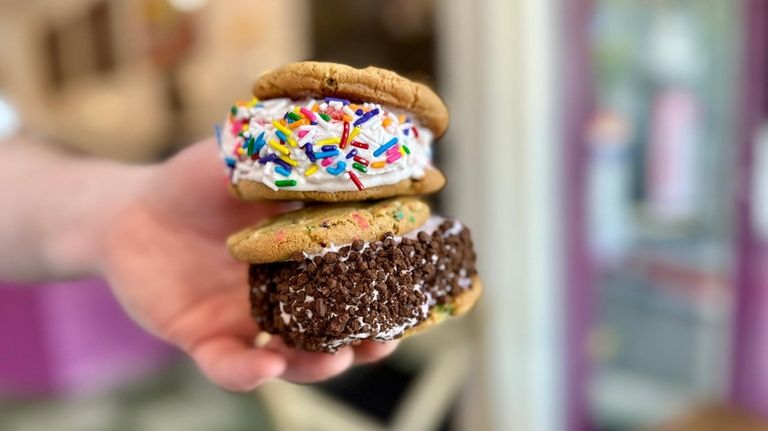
220,62,481,352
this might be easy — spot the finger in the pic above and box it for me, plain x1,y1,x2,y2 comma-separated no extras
282,348,355,383
266,339,355,383
223,197,300,232
352,340,400,365
158,139,296,233
190,336,287,391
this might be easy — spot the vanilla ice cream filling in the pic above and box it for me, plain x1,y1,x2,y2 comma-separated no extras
218,97,433,192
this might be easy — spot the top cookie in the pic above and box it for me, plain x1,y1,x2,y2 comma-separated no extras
220,62,448,201
252,62,449,137
227,197,431,264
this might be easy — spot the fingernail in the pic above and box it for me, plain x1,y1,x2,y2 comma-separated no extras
254,332,272,348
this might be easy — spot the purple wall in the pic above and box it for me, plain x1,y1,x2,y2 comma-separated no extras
731,0,768,413
563,0,595,430
0,280,177,397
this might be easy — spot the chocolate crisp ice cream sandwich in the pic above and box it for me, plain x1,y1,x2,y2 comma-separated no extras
226,198,481,352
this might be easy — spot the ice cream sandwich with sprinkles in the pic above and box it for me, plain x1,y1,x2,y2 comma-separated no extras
218,62,447,202
226,197,481,353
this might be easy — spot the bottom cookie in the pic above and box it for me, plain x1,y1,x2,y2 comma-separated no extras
230,168,446,202
249,216,479,352
403,275,482,338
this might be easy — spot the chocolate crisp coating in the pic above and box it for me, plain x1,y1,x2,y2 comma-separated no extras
249,220,477,352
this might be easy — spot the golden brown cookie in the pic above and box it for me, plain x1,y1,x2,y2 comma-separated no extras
403,276,483,337
252,61,449,137
227,197,431,264
229,167,445,202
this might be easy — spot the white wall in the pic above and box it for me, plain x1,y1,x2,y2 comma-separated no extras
437,0,564,429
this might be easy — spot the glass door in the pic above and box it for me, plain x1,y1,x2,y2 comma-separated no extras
566,1,745,429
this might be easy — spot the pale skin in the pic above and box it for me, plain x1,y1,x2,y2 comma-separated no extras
0,134,398,391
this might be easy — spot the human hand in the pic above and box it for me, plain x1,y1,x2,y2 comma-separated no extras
97,139,398,390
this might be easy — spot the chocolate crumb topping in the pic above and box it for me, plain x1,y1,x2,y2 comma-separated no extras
249,218,477,352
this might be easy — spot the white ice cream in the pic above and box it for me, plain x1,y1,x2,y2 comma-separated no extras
219,97,433,192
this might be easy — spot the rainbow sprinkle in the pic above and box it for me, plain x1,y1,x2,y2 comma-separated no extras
268,139,290,155
243,137,254,155
275,165,291,177
373,137,398,157
279,155,298,167
324,97,350,105
275,179,297,187
288,119,306,129
274,158,292,170
303,143,316,162
314,149,340,159
305,164,319,176
327,161,346,175
349,126,361,142
246,132,266,155
316,136,341,146
340,121,350,148
258,154,277,164
300,107,316,122
353,108,379,126
348,170,364,190
387,152,402,163
273,120,291,136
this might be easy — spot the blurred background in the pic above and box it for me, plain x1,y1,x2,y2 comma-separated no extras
1,0,767,430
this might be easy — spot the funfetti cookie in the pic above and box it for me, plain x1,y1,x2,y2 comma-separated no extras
217,62,448,202
226,197,481,353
